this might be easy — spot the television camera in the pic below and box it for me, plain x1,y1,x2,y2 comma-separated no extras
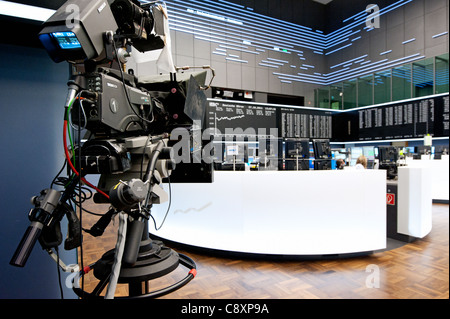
10,0,214,299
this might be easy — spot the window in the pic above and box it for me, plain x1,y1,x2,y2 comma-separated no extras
313,54,448,110
343,79,357,109
330,83,343,109
392,64,412,101
315,87,330,108
435,53,449,94
358,74,373,107
413,58,434,97
374,70,391,104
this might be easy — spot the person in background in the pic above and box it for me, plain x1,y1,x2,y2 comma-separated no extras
355,155,368,169
336,158,345,170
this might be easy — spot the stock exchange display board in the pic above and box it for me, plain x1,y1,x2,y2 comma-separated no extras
206,100,333,139
348,94,449,141
207,100,278,138
280,107,333,139
206,94,449,142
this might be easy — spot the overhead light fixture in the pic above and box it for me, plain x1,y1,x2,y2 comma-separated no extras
0,1,55,22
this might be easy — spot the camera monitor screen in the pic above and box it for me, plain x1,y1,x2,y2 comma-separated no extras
51,32,82,50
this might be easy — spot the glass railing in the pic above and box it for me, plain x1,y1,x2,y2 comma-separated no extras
315,53,449,110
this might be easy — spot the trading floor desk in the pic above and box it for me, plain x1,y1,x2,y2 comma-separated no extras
150,170,387,257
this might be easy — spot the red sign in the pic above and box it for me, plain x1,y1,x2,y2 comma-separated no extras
387,193,395,205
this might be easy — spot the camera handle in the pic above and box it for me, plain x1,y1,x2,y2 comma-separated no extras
10,174,82,268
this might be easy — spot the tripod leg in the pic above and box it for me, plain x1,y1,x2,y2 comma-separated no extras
92,273,111,297
129,281,149,297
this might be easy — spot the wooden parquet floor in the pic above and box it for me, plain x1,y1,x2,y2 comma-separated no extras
77,202,449,299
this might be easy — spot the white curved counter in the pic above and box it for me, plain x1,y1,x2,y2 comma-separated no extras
405,157,449,201
150,170,387,256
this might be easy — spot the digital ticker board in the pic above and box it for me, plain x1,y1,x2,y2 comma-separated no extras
206,94,449,142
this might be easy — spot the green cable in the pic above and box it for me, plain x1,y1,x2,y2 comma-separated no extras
66,98,76,167
65,98,77,188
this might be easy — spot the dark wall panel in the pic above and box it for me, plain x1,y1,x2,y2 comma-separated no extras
0,44,77,299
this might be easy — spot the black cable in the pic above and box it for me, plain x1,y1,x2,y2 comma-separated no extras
140,135,152,180
55,247,64,299
53,176,95,208
50,160,67,189
149,175,171,231
112,40,153,126
77,96,85,298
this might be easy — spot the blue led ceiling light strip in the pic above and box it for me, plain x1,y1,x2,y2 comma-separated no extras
164,0,421,85
259,63,279,69
185,7,324,51
327,0,411,39
164,0,411,57
267,58,290,64
261,60,285,66
167,4,325,52
277,71,327,81
380,50,393,56
360,60,372,65
276,76,325,85
402,38,416,44
325,0,413,51
320,0,417,78
325,29,362,49
169,16,276,55
343,11,364,24
217,0,245,9
169,21,278,55
167,0,327,49
225,57,248,63
324,67,351,77
329,55,369,69
325,54,425,84
275,74,327,85
168,20,322,59
325,43,353,56
432,31,448,38
197,0,325,41
170,0,323,44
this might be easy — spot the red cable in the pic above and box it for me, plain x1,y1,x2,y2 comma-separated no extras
189,269,197,278
63,120,110,199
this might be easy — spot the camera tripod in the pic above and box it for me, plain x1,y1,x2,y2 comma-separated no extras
10,121,197,299
73,222,197,299
72,137,197,299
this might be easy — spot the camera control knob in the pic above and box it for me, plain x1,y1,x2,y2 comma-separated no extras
109,179,148,211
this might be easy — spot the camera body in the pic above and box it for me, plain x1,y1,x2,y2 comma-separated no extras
70,69,152,135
